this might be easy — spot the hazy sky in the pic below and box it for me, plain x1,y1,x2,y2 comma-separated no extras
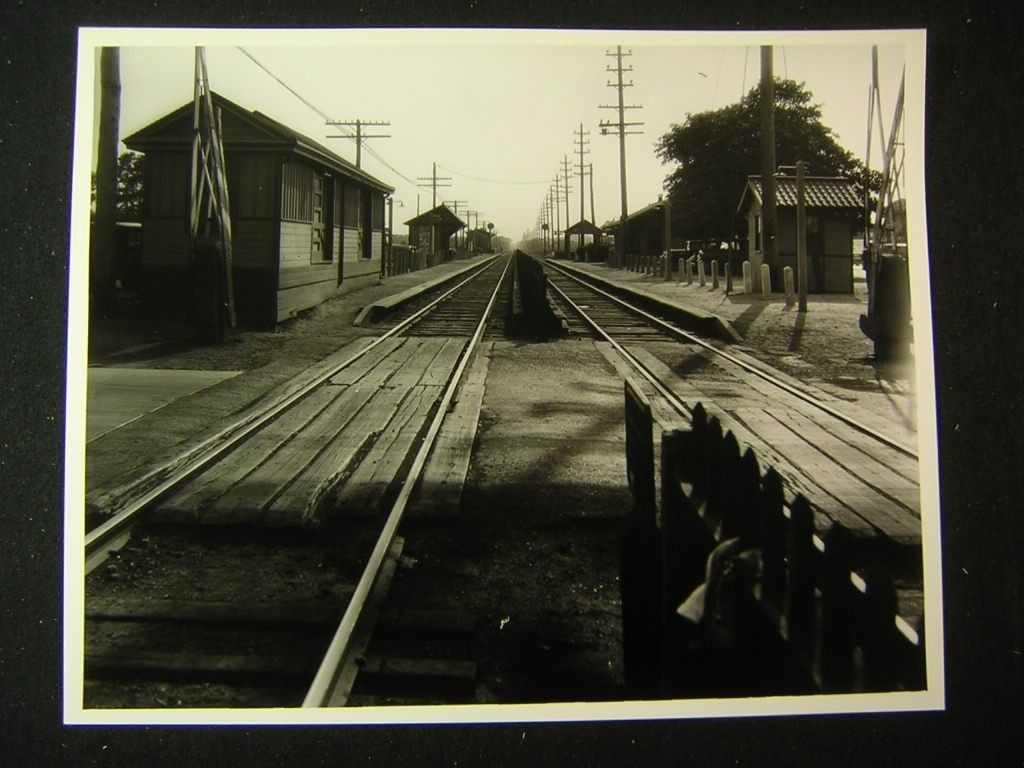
84,29,915,240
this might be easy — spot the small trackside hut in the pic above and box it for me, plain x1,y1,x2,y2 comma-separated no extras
124,93,394,328
737,175,860,294
405,205,466,267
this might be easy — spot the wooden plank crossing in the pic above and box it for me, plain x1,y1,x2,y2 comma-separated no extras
412,342,491,516
600,343,921,552
332,384,443,517
153,337,466,528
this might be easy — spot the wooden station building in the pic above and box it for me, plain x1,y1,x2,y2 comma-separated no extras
124,93,394,328
737,175,861,293
601,199,685,257
405,205,466,266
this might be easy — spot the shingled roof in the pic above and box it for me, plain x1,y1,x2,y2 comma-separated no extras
124,92,393,194
738,175,861,213
404,204,466,228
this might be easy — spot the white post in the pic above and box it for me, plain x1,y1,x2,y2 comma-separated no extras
698,259,706,286
784,266,795,307
711,260,719,289
743,260,751,293
761,263,772,300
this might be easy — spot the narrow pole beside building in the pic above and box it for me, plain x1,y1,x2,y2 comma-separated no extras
759,45,778,290
796,160,808,312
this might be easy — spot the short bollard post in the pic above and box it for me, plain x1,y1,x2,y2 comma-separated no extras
711,260,719,288
784,266,795,307
742,260,751,293
686,257,694,286
760,263,772,299
698,259,706,286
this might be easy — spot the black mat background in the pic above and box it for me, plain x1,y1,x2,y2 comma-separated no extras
2,1,1020,765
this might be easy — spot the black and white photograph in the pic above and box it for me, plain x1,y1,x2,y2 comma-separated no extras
60,27,944,725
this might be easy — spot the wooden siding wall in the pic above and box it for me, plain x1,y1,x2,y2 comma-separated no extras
277,219,334,321
342,227,361,262
145,152,190,218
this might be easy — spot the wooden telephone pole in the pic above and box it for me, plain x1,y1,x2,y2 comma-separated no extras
92,46,120,317
758,45,778,290
561,155,573,252
325,118,390,169
599,46,644,267
417,162,452,208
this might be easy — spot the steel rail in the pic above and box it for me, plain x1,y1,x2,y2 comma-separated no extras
546,260,917,460
303,254,513,707
84,255,504,575
548,262,922,650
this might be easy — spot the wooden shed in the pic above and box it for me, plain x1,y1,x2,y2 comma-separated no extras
124,93,394,328
405,205,465,266
601,200,686,257
737,175,861,294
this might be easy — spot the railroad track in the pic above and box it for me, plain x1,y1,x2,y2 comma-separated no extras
83,253,512,709
543,257,920,562
542,255,925,666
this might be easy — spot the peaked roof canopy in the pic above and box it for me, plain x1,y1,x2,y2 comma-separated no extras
566,219,604,237
404,204,466,229
123,92,393,194
738,175,861,213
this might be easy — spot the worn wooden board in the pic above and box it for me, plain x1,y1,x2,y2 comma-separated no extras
332,384,443,517
264,382,412,526
412,342,490,516
608,343,921,547
154,385,348,522
203,382,386,525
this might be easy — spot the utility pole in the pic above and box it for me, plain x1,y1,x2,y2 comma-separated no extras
759,46,777,290
547,191,556,253
796,160,808,312
92,46,120,317
561,155,572,253
599,45,644,268
552,179,561,250
588,163,596,227
574,123,590,224
325,118,390,169
417,162,452,208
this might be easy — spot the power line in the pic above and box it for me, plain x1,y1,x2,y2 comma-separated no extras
235,47,333,122
417,161,452,208
436,163,550,185
599,45,644,265
235,46,421,187
325,118,391,169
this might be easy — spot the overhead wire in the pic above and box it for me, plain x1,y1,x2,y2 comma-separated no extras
235,46,421,188
436,163,552,186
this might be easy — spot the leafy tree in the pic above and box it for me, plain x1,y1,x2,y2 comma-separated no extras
656,78,878,241
116,151,144,220
91,150,145,221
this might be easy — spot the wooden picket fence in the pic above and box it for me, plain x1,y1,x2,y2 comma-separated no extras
382,245,426,277
620,380,926,699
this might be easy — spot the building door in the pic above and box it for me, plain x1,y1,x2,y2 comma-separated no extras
311,174,326,261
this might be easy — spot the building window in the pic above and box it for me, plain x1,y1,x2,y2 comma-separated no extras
310,173,332,263
281,162,313,222
344,185,366,260
754,214,762,252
